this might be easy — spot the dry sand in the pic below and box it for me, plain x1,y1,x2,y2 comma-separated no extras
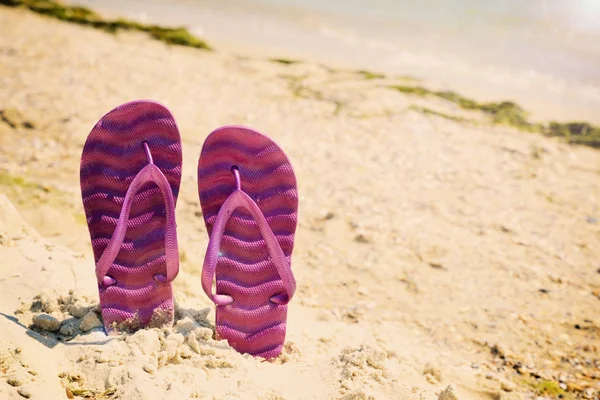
0,6,599,400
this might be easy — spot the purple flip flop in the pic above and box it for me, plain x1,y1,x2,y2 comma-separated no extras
80,100,182,334
197,126,298,359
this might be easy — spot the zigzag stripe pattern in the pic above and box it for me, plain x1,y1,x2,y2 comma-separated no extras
80,100,182,333
198,126,298,359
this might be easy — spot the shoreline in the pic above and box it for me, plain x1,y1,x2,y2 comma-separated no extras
60,0,600,125
2,0,599,149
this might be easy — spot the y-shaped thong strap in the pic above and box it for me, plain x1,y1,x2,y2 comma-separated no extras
201,167,296,306
95,142,179,287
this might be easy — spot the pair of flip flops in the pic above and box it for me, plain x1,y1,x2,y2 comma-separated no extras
80,100,298,359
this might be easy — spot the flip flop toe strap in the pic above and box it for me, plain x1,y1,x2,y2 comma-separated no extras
95,143,179,287
202,169,296,306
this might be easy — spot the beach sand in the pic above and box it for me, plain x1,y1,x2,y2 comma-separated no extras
0,6,599,400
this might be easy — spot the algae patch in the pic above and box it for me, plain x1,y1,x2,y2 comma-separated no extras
0,0,212,50
519,378,570,399
281,74,347,116
0,170,49,193
144,26,210,49
534,380,566,397
392,85,530,127
391,84,600,148
270,58,300,65
357,70,385,80
546,122,600,147
409,106,467,123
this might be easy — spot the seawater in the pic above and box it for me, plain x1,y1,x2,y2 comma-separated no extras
65,0,600,122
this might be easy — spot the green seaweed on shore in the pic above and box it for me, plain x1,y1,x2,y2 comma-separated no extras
0,170,49,192
517,376,573,399
280,74,347,116
391,85,431,97
143,26,211,49
0,0,212,50
409,106,466,123
270,58,301,65
435,90,533,128
393,85,530,127
531,379,568,398
546,121,600,147
357,70,386,80
391,84,600,148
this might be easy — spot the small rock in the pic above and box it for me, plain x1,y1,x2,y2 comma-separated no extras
423,363,442,383
79,311,102,332
357,286,370,296
68,301,90,318
32,313,61,332
428,262,446,270
319,210,335,220
17,386,32,398
96,354,109,363
583,344,596,352
38,293,59,313
491,343,508,358
59,318,81,337
437,384,458,400
342,307,362,323
500,378,516,392
341,390,372,400
548,275,563,284
354,233,371,244
7,376,23,387
0,108,35,129
143,363,157,374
